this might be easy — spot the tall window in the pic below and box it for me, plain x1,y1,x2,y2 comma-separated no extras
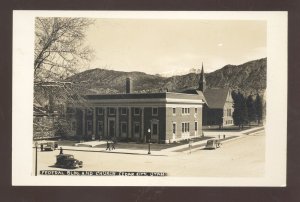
152,123,158,135
195,108,198,114
134,122,140,134
97,121,103,134
152,107,158,116
172,123,176,134
71,121,76,131
195,122,198,131
182,108,184,114
87,120,92,131
182,123,184,133
121,122,127,134
172,108,176,115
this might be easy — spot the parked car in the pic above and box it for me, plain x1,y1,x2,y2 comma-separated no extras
205,139,221,149
41,141,57,151
55,154,83,169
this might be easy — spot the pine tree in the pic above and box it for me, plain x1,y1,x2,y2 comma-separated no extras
246,95,256,125
255,93,263,124
232,91,242,129
240,93,248,129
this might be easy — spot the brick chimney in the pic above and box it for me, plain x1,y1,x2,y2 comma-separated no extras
126,78,133,94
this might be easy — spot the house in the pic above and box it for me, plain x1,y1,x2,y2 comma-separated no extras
181,63,234,128
66,79,205,143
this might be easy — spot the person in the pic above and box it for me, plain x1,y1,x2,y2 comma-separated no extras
188,139,192,154
40,143,43,151
111,137,116,150
59,147,63,154
106,140,111,151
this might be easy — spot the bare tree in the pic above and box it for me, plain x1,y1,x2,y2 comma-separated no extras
33,17,94,140
34,17,94,81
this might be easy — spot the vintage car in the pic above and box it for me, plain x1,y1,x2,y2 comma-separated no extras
55,154,83,169
205,139,221,150
41,141,58,151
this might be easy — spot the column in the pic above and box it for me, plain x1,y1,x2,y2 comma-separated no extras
141,107,144,141
104,107,107,138
128,107,131,138
92,107,96,140
116,107,119,138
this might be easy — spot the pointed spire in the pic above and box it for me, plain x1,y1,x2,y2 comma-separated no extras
198,62,206,92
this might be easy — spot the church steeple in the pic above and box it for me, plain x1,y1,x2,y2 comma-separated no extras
198,62,206,92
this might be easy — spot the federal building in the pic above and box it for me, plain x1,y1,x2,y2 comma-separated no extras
66,78,204,143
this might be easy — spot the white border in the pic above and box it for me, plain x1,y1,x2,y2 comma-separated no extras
12,11,287,186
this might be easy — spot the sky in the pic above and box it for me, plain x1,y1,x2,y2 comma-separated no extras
84,19,266,75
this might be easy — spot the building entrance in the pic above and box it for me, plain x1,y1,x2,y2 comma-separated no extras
108,118,116,138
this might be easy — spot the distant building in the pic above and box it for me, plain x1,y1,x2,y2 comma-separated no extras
66,79,204,143
181,63,234,128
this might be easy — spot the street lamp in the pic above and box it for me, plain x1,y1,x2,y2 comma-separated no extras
35,141,38,176
147,128,151,154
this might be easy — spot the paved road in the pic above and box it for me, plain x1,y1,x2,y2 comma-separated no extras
34,131,265,177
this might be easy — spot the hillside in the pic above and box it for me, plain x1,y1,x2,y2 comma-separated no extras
66,58,266,96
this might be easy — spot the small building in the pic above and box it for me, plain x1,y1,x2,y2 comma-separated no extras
66,81,205,143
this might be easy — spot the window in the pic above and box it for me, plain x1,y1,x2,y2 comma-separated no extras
121,122,127,134
87,120,92,131
134,122,140,134
97,108,104,115
152,107,158,116
71,121,76,131
187,108,190,114
172,123,176,134
187,123,190,132
97,121,103,133
195,122,198,131
185,108,188,114
195,108,198,114
172,108,176,115
134,108,140,116
109,107,116,115
152,123,158,135
121,108,127,115
182,108,184,114
182,123,184,133
87,109,93,116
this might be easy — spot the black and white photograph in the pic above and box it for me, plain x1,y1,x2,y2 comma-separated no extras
12,11,287,186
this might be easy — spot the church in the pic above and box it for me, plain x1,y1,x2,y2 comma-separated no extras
181,63,234,128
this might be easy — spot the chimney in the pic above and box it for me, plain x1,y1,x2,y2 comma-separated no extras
126,78,133,94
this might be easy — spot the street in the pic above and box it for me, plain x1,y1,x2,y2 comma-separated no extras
34,131,265,177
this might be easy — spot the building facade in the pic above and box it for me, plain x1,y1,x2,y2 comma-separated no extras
66,92,204,143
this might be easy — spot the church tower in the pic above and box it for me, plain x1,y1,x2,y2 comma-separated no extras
198,62,206,92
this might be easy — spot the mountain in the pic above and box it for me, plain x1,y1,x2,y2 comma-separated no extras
66,58,267,96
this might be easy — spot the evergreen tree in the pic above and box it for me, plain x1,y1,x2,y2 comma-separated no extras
246,95,256,125
255,93,263,124
232,91,242,129
240,93,248,129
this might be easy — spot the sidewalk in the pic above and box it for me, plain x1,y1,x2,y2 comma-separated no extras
59,126,264,156
60,145,176,156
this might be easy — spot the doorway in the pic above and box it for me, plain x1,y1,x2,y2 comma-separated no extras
108,118,116,138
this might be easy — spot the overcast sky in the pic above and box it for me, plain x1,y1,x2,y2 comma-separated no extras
85,19,266,75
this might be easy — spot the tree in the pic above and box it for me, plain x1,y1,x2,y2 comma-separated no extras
255,93,263,124
34,17,94,81
232,91,248,129
33,17,94,139
246,95,256,125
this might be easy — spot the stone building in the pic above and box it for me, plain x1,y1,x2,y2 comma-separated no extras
66,80,204,143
